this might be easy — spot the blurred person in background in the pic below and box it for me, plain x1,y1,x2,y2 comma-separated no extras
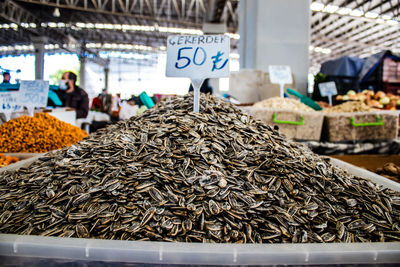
58,71,89,119
2,72,10,83
99,88,112,115
188,78,213,94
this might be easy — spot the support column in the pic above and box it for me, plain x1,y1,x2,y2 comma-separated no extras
239,0,310,95
104,66,109,91
31,36,48,80
202,23,227,95
79,56,86,89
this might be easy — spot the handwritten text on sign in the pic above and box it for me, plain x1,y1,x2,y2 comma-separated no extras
0,91,23,112
19,80,49,108
166,35,230,79
318,81,338,96
268,65,293,85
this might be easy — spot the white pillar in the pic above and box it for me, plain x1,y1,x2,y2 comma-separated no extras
31,36,48,80
239,0,310,95
79,56,86,88
202,23,226,95
104,66,109,91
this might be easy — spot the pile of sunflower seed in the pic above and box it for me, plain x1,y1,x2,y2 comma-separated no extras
0,94,399,243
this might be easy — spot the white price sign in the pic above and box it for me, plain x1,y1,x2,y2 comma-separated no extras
166,35,230,112
318,81,338,96
19,80,49,108
166,35,230,79
318,81,337,106
0,91,23,113
268,65,293,85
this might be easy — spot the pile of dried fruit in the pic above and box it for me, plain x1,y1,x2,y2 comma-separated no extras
0,94,399,243
0,153,18,167
253,97,314,112
0,113,88,153
336,90,400,110
376,163,400,183
325,101,377,113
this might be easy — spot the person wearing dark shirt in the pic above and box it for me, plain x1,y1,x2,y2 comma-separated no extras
188,78,213,94
58,71,89,119
2,72,10,83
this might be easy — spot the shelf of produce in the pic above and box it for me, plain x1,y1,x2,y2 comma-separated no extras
1,157,400,265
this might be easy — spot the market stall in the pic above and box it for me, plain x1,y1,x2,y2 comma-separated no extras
1,94,400,266
1,0,400,266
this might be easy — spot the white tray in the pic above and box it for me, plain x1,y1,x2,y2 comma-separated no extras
1,158,400,265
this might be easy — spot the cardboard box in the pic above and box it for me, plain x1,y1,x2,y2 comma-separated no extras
229,70,295,103
229,70,262,103
258,72,295,100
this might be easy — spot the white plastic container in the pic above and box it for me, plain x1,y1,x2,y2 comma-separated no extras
1,158,400,265
0,234,399,265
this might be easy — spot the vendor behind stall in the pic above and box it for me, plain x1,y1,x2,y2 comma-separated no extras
2,72,10,83
58,71,89,119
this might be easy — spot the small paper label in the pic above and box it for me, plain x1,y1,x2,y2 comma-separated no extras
0,91,23,113
269,65,293,85
318,81,338,96
18,80,49,108
166,35,230,79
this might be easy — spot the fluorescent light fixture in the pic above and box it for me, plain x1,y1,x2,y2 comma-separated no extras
230,53,240,59
309,45,314,51
226,33,240,40
365,12,379,19
359,53,371,58
310,2,324,11
382,14,392,20
337,7,351,15
159,26,202,35
376,18,385,24
387,20,399,25
314,47,322,52
322,48,331,54
323,5,339,13
103,24,113,29
349,9,364,17
159,46,166,51
53,8,60,17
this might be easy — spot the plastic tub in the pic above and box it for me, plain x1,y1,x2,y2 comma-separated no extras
1,158,400,265
0,234,399,265
322,110,399,142
241,107,324,141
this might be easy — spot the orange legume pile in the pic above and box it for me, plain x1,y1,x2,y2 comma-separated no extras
0,113,88,153
0,153,19,167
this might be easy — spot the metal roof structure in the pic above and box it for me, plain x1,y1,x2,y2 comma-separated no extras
0,0,399,73
310,0,400,73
